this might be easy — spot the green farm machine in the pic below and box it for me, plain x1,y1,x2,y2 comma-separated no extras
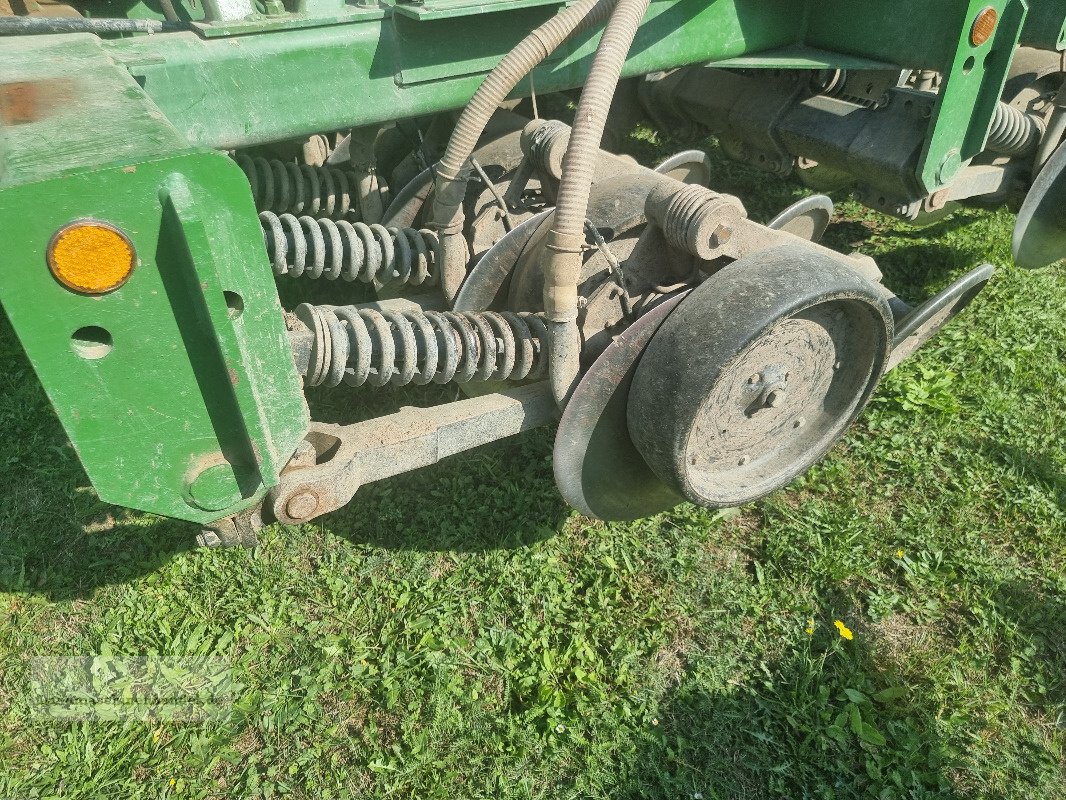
1,0,1064,544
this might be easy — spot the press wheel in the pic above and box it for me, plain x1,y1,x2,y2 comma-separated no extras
627,245,892,507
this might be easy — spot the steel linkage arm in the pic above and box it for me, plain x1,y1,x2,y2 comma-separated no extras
266,384,558,524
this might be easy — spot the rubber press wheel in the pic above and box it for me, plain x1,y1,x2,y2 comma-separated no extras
627,245,892,507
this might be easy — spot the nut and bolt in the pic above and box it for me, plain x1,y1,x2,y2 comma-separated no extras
748,373,761,385
765,389,786,408
793,416,806,429
285,491,320,521
196,529,223,548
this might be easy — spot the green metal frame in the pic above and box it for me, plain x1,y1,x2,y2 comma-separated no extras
0,35,307,524
1,0,1062,523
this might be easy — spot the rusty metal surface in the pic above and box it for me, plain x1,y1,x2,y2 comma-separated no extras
0,0,81,17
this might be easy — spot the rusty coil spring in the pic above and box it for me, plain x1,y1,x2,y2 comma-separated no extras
295,303,549,388
236,155,368,219
261,211,439,287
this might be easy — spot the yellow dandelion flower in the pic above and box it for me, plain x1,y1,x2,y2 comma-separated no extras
169,779,176,788
896,549,904,558
805,618,814,636
834,620,853,640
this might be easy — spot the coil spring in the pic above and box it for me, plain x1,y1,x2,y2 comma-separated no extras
261,211,439,287
296,303,549,388
525,119,570,173
814,69,881,109
986,101,1042,156
236,154,370,219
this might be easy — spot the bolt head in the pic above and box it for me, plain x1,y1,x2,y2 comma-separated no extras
766,389,786,408
793,416,806,429
738,455,750,466
285,491,319,521
748,373,761,385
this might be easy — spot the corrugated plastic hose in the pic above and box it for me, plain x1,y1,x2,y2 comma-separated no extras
541,0,651,407
430,0,617,302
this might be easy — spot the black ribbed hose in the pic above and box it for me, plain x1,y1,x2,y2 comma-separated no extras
541,0,651,407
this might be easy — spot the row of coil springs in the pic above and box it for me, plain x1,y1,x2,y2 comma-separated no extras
296,303,549,388
261,211,440,288
236,155,380,220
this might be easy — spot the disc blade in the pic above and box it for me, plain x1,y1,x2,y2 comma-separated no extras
886,263,994,371
1014,140,1066,269
767,194,834,242
554,293,688,521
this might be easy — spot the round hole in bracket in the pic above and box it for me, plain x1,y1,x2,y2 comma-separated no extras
71,326,113,360
963,56,976,75
224,291,244,320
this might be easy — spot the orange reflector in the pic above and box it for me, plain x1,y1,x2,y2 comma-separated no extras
48,220,136,294
970,7,998,47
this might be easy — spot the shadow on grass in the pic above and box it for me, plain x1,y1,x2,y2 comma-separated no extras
962,436,1066,512
311,427,571,554
612,636,967,799
0,427,570,600
0,481,197,602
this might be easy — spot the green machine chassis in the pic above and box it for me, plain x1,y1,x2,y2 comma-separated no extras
0,0,1064,529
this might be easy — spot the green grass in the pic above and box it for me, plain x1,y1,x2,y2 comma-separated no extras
1,130,1065,798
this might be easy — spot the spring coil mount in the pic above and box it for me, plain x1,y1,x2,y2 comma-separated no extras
295,303,549,388
986,101,1042,156
261,211,440,287
236,154,376,219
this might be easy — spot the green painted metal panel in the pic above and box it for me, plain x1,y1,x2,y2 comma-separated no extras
0,154,309,523
918,0,1026,190
99,0,1029,196
0,33,308,524
0,34,188,188
807,0,1025,192
710,45,900,71
1021,0,1066,51
390,0,565,22
105,0,801,150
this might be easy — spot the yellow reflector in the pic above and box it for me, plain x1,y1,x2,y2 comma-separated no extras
48,220,136,294
970,7,998,47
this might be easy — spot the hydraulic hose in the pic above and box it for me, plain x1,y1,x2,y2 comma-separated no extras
540,0,651,407
430,0,617,302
